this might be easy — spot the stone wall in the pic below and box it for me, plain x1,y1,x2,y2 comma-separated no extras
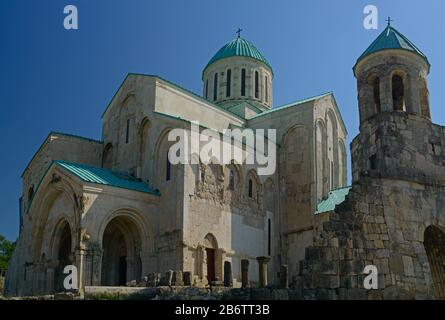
296,175,445,300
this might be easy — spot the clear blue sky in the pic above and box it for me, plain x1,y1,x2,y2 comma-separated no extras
1,0,444,241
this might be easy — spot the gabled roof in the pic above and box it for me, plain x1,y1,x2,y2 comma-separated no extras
355,25,429,70
203,37,273,77
101,73,246,122
55,160,160,195
249,92,348,135
21,131,102,177
316,186,351,214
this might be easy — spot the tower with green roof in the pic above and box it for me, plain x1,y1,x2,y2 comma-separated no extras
352,21,433,183
202,31,273,115
353,21,431,125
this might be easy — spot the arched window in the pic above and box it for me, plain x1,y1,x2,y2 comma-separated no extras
419,78,430,118
103,143,113,169
248,179,253,198
166,151,171,181
229,170,235,191
205,80,208,99
255,71,259,98
241,69,246,96
28,185,34,207
372,77,381,113
392,75,405,111
226,69,231,97
265,75,269,102
125,119,130,144
213,73,218,101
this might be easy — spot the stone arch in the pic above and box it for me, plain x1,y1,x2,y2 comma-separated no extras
390,69,411,112
246,169,261,203
30,177,79,262
102,143,113,169
203,233,219,283
50,218,74,292
419,77,431,119
153,128,175,185
226,163,241,192
98,208,153,286
315,120,327,201
424,225,445,300
338,139,347,187
138,117,151,180
326,110,339,190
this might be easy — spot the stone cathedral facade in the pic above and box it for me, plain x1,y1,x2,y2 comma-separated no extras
5,23,445,300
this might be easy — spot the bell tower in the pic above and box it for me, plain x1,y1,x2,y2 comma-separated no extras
351,22,434,183
354,21,431,125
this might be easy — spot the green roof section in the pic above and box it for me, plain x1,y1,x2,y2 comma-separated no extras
355,24,429,70
55,160,160,196
316,186,351,214
203,37,273,77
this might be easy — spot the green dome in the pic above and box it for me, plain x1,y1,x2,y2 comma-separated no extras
203,37,273,76
354,25,429,71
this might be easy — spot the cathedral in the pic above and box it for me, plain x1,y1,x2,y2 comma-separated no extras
5,23,445,300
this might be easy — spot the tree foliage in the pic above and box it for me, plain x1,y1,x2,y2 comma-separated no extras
0,235,16,276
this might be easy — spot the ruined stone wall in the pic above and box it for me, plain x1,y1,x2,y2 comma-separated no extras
352,112,445,184
296,174,445,299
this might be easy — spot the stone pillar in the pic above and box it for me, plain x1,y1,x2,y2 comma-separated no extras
381,75,393,113
75,248,86,295
215,249,225,282
408,72,421,114
280,265,288,289
197,245,205,280
173,271,184,286
256,256,271,288
224,261,232,287
241,259,249,288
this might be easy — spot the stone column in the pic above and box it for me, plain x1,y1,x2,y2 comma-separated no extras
280,265,288,289
241,259,249,288
173,271,184,286
256,256,271,288
224,261,232,287
408,73,421,114
75,248,86,295
197,245,205,280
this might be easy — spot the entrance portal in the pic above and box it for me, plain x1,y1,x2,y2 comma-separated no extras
206,248,216,283
54,222,72,292
424,225,445,300
101,216,142,286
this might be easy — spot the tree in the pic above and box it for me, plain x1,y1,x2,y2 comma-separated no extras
0,235,16,277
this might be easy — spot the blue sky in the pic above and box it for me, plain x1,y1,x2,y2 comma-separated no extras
1,0,444,241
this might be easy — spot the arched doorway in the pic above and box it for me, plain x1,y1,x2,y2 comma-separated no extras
54,221,72,292
424,225,445,300
101,216,142,286
204,234,218,284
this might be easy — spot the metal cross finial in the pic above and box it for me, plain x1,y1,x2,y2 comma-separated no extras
236,28,243,38
386,17,394,26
